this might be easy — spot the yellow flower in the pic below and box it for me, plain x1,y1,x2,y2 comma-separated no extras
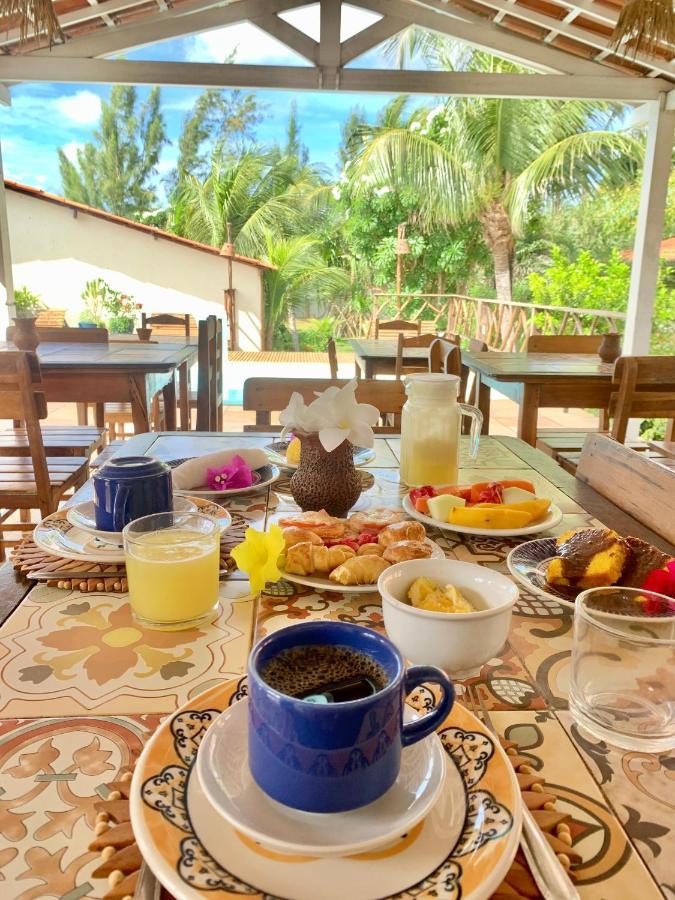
230,525,285,596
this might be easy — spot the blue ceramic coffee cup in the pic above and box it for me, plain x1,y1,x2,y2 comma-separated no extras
247,621,454,813
92,456,173,532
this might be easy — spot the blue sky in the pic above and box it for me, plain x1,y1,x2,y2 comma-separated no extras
0,4,436,195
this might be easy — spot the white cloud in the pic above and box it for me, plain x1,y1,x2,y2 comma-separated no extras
35,174,48,185
62,141,84,163
54,91,102,125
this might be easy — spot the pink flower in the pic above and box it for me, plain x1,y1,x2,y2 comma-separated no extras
206,454,253,490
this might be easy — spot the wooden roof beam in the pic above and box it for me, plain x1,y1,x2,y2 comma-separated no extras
250,12,319,64
340,14,408,64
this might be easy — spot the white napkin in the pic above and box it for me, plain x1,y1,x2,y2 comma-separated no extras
171,448,269,490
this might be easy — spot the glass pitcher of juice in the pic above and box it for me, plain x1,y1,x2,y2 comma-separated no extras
399,373,483,486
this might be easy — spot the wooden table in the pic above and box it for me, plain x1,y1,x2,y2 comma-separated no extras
647,439,675,459
461,351,613,445
349,338,428,378
0,431,671,898
1,339,198,432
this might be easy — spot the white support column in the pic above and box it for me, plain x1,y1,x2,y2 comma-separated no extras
623,96,675,355
0,139,15,325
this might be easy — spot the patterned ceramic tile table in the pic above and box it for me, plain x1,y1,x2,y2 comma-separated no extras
0,432,672,900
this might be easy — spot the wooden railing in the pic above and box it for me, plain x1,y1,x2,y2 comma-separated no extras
330,293,626,350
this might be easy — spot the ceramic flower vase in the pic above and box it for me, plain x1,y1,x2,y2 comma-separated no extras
598,332,622,364
12,317,40,352
290,432,361,517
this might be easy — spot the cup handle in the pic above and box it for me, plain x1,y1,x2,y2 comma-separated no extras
401,666,455,747
112,485,130,531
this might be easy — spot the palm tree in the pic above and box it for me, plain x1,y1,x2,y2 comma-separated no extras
262,233,349,349
347,46,642,304
169,148,331,259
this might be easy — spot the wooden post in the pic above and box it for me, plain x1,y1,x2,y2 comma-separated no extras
0,139,15,326
623,97,675,355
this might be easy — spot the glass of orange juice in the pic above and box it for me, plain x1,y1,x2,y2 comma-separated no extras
123,512,220,630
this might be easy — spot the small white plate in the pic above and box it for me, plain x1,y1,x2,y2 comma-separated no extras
172,463,280,498
280,538,446,594
34,501,232,564
196,697,446,858
402,495,563,538
507,537,575,609
265,440,376,472
66,496,197,544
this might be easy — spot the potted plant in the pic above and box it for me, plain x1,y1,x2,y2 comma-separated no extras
12,286,45,351
104,290,141,334
79,278,108,328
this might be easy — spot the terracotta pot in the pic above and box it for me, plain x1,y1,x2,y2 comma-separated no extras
598,332,622,364
290,433,361,517
136,327,153,342
12,317,39,352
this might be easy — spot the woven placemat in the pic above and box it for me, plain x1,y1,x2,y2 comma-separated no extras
88,724,578,900
11,512,248,593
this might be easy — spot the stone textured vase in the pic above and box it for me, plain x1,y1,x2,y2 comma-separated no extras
12,317,39,352
598,332,622,364
290,433,361,517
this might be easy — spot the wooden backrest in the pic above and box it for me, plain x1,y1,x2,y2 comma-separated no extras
35,308,68,328
395,333,437,380
196,316,224,431
6,326,109,343
375,318,421,339
243,378,406,432
526,334,602,353
0,351,51,496
141,312,195,338
469,339,488,353
429,338,462,378
577,433,675,544
610,356,675,443
327,338,338,379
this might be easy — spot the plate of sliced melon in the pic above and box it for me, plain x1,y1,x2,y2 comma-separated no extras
402,480,563,538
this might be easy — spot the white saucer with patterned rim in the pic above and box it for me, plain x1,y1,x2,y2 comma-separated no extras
34,500,232,564
171,462,280,498
265,439,376,472
402,494,563,538
131,676,521,900
280,538,446,594
507,538,577,609
65,496,198,545
195,697,447,858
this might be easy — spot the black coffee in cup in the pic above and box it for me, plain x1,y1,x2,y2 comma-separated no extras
261,643,389,702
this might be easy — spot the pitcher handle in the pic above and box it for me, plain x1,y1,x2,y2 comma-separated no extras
458,403,483,461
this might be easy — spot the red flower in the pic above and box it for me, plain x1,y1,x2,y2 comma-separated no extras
642,559,675,601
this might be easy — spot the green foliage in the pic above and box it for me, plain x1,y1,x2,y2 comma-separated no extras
13,285,45,319
639,419,667,441
80,278,109,325
80,278,141,333
296,317,336,351
171,88,263,188
284,100,309,167
58,86,167,219
528,248,631,310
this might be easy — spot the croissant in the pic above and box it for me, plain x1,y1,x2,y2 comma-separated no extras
382,540,433,563
283,527,323,549
285,542,355,576
329,555,390,585
277,510,346,539
378,521,426,547
357,543,385,556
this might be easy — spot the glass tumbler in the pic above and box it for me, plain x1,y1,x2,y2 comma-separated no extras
569,587,675,752
123,512,220,630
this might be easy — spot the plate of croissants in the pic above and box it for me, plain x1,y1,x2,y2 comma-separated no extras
276,508,445,593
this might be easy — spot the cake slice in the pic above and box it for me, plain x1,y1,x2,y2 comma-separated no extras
546,528,629,589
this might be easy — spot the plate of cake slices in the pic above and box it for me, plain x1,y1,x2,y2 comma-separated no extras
275,508,445,593
507,526,675,609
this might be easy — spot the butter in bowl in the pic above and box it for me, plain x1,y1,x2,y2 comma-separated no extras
378,559,518,678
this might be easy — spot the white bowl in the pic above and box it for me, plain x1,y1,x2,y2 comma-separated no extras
378,559,518,678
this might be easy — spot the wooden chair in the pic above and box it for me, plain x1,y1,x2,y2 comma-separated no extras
374,318,420,339
141,313,195,338
576,433,675,544
243,378,406,433
327,338,338,379
190,316,224,431
3,325,107,456
556,356,675,474
429,338,462,379
0,352,90,556
394,333,437,380
526,334,602,354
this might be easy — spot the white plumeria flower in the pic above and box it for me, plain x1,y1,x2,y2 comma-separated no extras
409,121,421,132
331,186,341,200
279,380,379,452
374,185,391,197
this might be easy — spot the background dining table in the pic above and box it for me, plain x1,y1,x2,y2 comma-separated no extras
0,338,198,433
0,431,672,899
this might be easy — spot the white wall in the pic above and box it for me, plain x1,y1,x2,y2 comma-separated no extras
6,189,265,351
